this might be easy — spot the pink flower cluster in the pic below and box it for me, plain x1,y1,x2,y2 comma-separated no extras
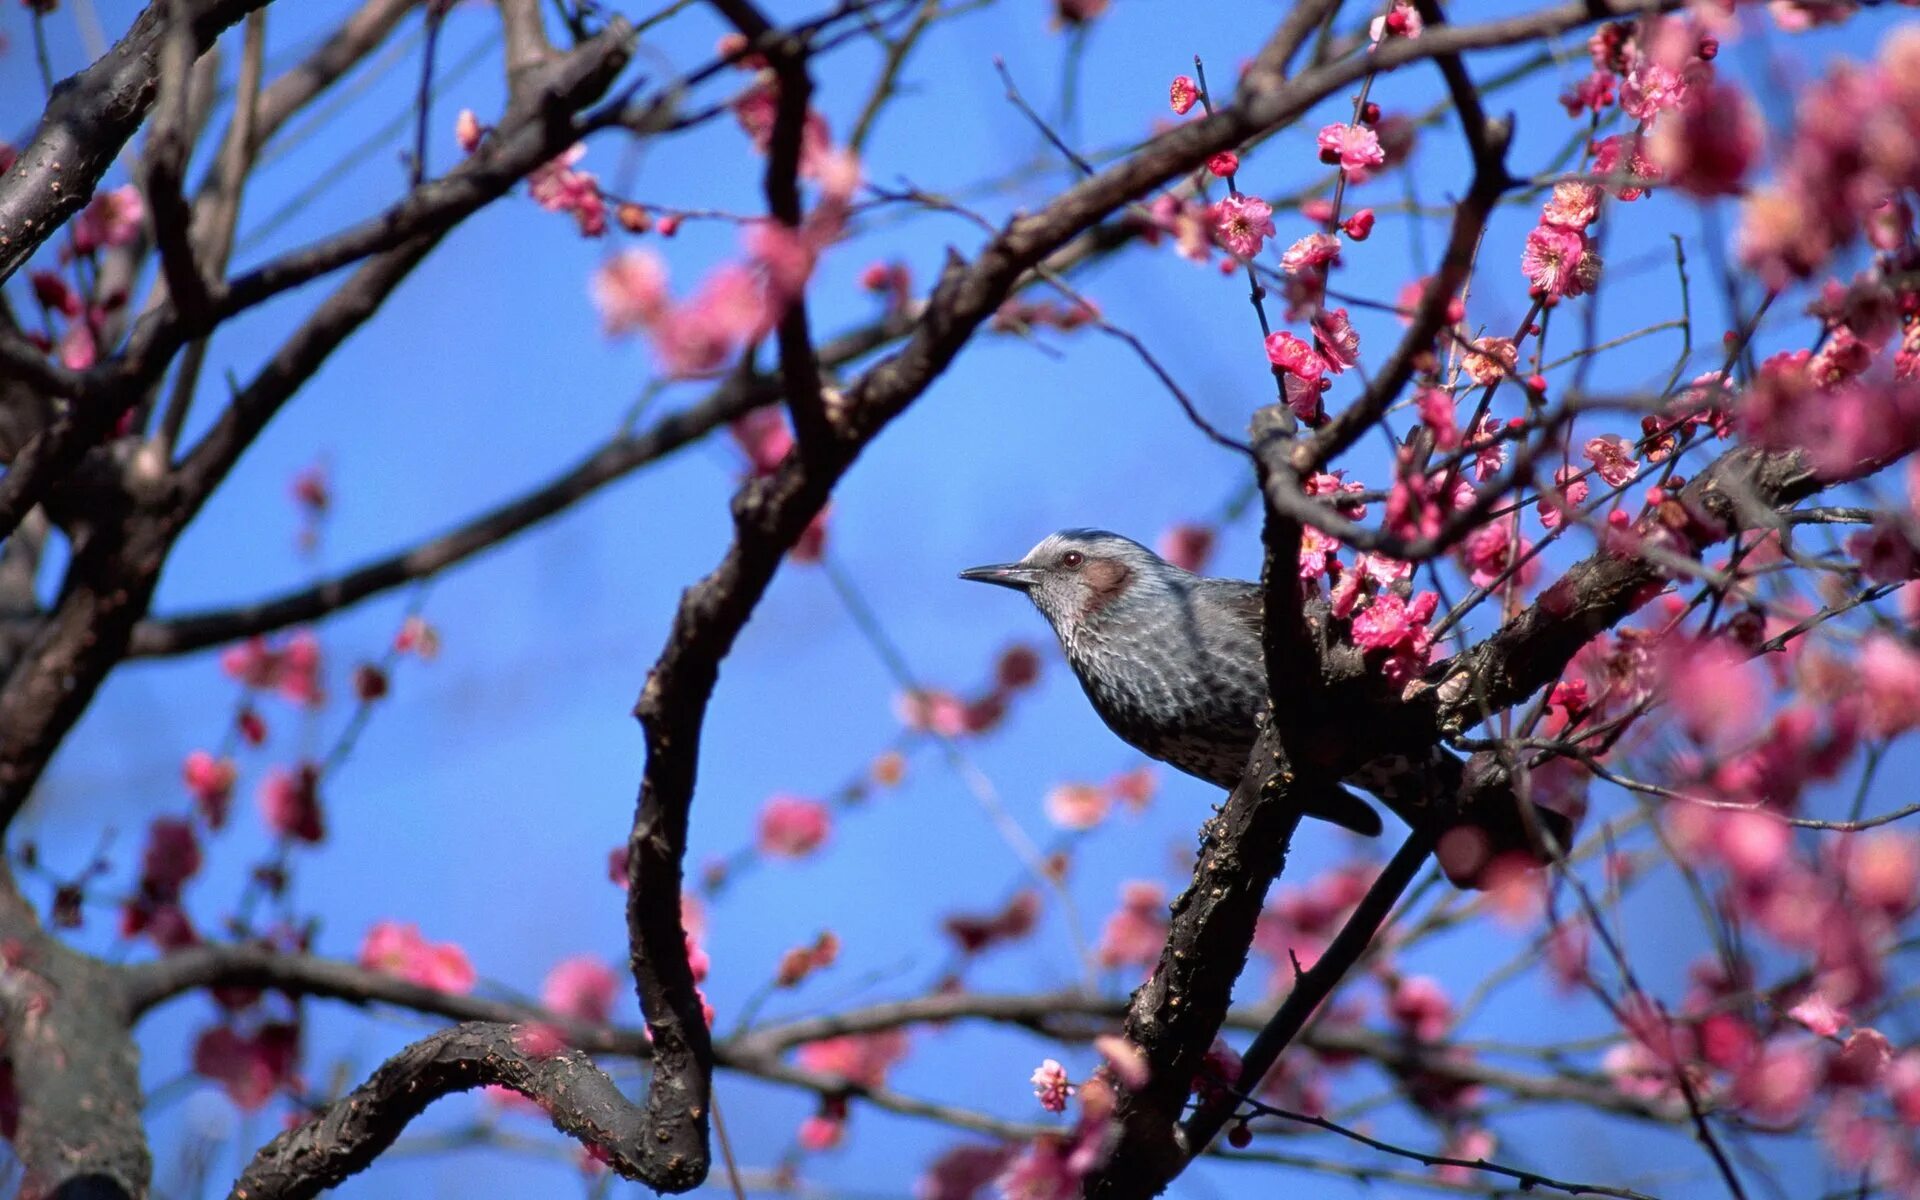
1042,766,1156,831
757,794,831,858
1522,181,1604,300
1096,881,1167,971
358,920,477,994
220,631,325,709
895,643,1044,738
943,889,1040,957
194,1021,301,1110
1739,28,1920,287
590,131,859,377
527,144,607,237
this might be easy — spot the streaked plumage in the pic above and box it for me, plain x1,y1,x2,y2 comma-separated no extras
961,529,1384,836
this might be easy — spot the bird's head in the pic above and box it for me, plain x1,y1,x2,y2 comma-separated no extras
959,529,1184,637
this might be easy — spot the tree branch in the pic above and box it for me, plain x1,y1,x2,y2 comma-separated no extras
226,1022,669,1200
0,0,273,285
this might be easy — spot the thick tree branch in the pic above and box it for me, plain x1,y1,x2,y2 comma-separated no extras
1183,829,1436,1157
0,872,147,1200
0,0,272,285
226,1022,666,1200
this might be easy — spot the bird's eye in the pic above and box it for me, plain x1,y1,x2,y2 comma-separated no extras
1061,551,1085,569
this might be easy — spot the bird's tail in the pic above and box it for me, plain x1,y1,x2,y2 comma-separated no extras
1303,784,1385,838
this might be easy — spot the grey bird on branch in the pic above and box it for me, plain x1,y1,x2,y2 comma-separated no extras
961,529,1572,876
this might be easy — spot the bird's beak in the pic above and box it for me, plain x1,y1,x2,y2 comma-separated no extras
959,562,1040,591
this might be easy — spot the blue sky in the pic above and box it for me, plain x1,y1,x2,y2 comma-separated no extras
5,1,1918,1196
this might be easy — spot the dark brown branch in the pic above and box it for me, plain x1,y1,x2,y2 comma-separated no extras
143,4,214,328
226,1022,666,1200
710,0,829,448
0,0,273,285
1183,829,1436,1157
1082,727,1313,1194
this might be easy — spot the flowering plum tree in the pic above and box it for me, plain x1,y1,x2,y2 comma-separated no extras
5,0,1920,1198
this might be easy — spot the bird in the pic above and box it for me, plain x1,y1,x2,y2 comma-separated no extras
960,528,1385,836
959,529,1581,879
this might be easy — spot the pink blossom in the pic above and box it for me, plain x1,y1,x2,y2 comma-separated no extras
69,185,144,255
1542,182,1602,230
996,644,1043,691
359,920,477,993
1831,1028,1894,1087
918,1144,1017,1200
1156,523,1214,572
57,321,95,370
1732,1039,1820,1124
1206,150,1239,178
454,109,483,153
757,794,831,857
1545,920,1590,992
897,687,970,735
193,1023,299,1110
526,144,606,236
649,263,770,377
1369,1,1421,41
1788,989,1850,1037
1416,387,1459,450
1208,194,1274,258
1561,70,1617,116
591,251,669,333
1316,123,1386,182
1095,1034,1150,1089
1279,232,1341,275
1341,208,1375,240
1461,522,1536,589
183,750,237,829
1662,636,1763,748
1714,810,1792,881
797,1111,844,1150
259,764,324,843
796,1030,909,1089
1619,55,1690,123
1651,79,1762,197
541,956,619,1024
1434,1128,1496,1183
276,630,324,707
1298,525,1340,580
1592,133,1660,200
1522,223,1600,298
139,816,201,900
1844,831,1920,914
1387,975,1452,1041
1168,75,1199,115
1462,337,1517,386
1031,1059,1074,1112
1265,331,1326,383
1858,635,1920,737
1311,307,1359,373
729,407,794,476
1583,434,1640,486
996,1137,1084,1200
1350,590,1438,654
1097,881,1167,970
1107,766,1156,812
1044,782,1109,831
